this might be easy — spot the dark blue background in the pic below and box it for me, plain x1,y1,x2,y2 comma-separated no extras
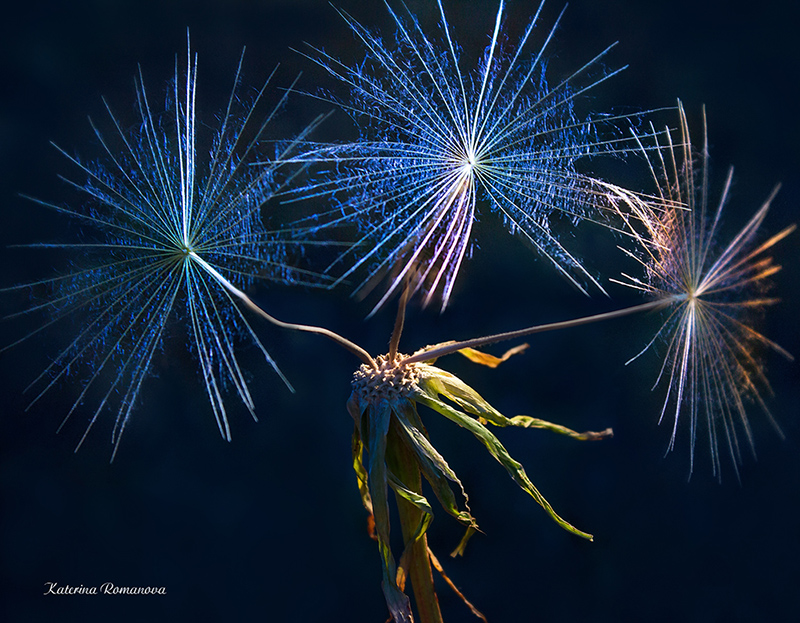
1,1,798,622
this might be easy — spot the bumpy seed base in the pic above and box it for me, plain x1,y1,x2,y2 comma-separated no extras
351,354,421,404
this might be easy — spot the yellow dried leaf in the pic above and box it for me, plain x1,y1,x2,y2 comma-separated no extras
457,343,529,368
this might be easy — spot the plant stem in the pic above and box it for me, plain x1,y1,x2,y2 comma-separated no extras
190,251,377,368
387,422,443,623
402,298,671,366
389,280,411,361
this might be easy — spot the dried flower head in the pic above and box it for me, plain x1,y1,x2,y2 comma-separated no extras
348,336,611,622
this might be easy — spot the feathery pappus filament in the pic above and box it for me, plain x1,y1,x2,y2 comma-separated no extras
618,103,794,478
290,0,645,312
2,40,314,458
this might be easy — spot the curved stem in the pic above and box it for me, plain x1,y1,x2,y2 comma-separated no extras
190,252,377,368
402,298,672,366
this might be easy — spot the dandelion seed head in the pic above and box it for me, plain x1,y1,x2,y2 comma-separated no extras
621,103,793,479
3,42,308,458
292,0,636,312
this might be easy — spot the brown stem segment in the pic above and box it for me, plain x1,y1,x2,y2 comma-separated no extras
401,298,672,366
189,251,377,368
387,422,443,623
389,280,412,361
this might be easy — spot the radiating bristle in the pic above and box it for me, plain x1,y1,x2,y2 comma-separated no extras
3,40,315,458
286,0,649,313
619,102,792,479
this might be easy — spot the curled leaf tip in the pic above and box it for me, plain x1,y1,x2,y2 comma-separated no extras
578,427,614,441
458,343,530,368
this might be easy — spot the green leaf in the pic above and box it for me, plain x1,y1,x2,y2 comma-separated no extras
351,426,373,514
411,385,594,541
450,526,477,558
417,364,613,439
387,471,434,543
366,401,414,623
392,400,478,531
506,415,613,440
416,364,514,427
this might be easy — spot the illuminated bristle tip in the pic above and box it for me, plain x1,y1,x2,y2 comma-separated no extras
289,0,641,312
4,41,312,458
619,103,794,478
